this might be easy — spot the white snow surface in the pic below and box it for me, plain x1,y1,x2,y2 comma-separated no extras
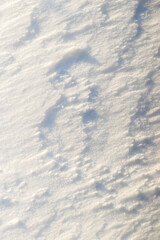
0,0,160,239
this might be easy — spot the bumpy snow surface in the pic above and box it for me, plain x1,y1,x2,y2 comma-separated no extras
0,0,160,239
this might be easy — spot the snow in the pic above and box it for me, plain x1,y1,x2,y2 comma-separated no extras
0,0,160,239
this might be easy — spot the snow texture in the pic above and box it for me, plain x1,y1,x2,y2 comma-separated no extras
0,0,160,239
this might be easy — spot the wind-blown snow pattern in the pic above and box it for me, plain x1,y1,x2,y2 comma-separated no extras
0,0,160,239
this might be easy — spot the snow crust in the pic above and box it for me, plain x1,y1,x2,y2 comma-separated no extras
0,0,160,239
